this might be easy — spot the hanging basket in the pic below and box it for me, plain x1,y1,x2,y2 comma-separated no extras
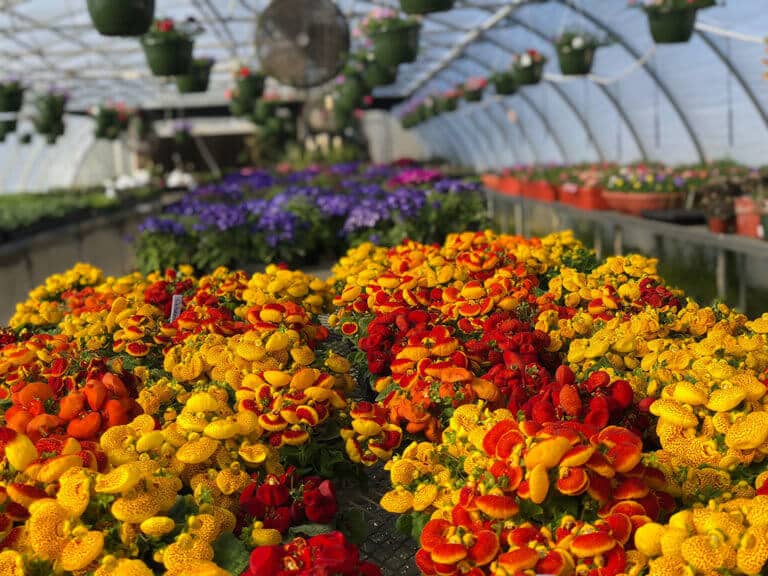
141,35,194,76
464,88,484,102
493,72,517,95
35,95,67,127
513,62,544,86
645,7,698,44
436,97,458,113
87,0,155,37
370,23,420,67
237,74,266,104
556,46,595,75
0,120,16,142
399,0,454,15
0,84,24,112
176,59,214,93
363,61,398,88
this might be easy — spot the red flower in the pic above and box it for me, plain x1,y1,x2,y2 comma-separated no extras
303,479,337,524
248,545,283,574
239,66,251,78
157,19,174,33
309,532,360,575
256,475,291,506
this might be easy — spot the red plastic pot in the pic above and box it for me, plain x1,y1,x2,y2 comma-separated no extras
526,180,557,202
481,174,500,190
602,190,683,216
735,196,761,238
574,187,607,210
707,217,732,234
498,176,522,196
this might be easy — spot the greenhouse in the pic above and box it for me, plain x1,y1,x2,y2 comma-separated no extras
1,1,768,575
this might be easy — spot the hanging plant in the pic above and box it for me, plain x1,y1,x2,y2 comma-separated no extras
555,30,603,75
141,18,201,76
0,120,16,143
87,0,155,37
361,8,420,67
0,79,24,113
436,89,461,113
93,103,130,140
33,90,67,140
630,0,716,44
176,58,215,93
399,0,454,15
359,53,398,88
513,50,547,85
491,71,517,95
335,74,367,112
19,133,32,145
173,120,192,145
236,66,267,104
463,77,487,102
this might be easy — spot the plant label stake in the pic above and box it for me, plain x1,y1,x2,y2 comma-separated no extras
169,294,183,323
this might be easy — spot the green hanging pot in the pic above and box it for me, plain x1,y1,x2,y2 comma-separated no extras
19,133,32,145
141,35,194,76
464,88,484,102
87,0,155,37
556,46,595,75
237,74,266,104
370,23,420,67
35,95,67,127
176,59,214,93
0,84,24,112
399,0,454,15
513,62,544,86
492,72,517,95
436,97,458,113
646,7,698,43
363,60,398,88
0,119,17,134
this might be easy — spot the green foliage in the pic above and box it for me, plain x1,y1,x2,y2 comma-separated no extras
213,532,251,576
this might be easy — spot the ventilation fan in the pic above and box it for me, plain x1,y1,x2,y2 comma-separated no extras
257,0,350,89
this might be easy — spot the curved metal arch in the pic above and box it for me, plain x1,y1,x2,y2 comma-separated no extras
456,52,569,163
460,108,503,168
514,91,568,163
499,15,649,160
468,106,513,167
498,97,543,163
445,113,491,168
476,100,538,165
480,105,527,165
456,51,569,162
695,31,768,132
434,115,481,166
549,0,706,162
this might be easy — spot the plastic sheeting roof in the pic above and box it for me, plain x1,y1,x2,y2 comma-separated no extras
0,0,765,191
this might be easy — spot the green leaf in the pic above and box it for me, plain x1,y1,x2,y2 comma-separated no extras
213,532,251,576
288,523,335,538
337,509,367,546
410,511,430,541
395,513,413,537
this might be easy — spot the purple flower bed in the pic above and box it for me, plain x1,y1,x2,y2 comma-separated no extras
134,163,488,274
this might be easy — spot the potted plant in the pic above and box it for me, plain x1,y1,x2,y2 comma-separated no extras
513,50,547,85
630,0,717,44
491,71,516,95
399,0,454,15
33,89,67,131
559,165,609,210
0,120,16,143
361,8,420,68
87,0,155,37
602,166,686,216
463,77,487,102
176,58,214,93
173,120,192,145
359,53,398,88
236,66,266,104
555,30,602,75
19,133,32,145
93,103,130,140
141,18,201,77
253,96,280,127
436,89,461,113
0,79,24,112
699,177,736,234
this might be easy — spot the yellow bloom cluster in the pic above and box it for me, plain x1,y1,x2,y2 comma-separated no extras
636,496,768,575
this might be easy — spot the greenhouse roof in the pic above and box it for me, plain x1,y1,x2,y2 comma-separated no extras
0,0,766,185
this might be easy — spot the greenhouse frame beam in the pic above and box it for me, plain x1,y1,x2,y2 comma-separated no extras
426,17,618,162
551,0,706,162
403,4,520,96
695,31,768,132
499,98,542,163
455,52,570,163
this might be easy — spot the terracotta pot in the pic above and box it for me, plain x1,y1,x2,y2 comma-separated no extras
574,187,606,210
707,217,731,234
602,190,683,216
735,196,761,238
